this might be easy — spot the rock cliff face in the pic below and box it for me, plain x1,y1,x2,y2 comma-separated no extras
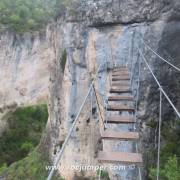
0,31,54,108
1,0,180,179
44,1,180,179
0,28,57,135
81,0,171,25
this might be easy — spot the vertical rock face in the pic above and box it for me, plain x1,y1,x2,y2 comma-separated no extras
0,27,60,136
0,30,56,109
82,0,172,25
45,0,180,179
1,0,179,179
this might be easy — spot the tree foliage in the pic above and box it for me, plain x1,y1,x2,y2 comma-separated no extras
0,150,62,180
163,155,180,180
147,119,180,180
149,155,180,180
0,0,70,33
60,49,67,73
0,104,48,168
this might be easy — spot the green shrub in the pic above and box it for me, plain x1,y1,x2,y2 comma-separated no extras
149,155,180,180
0,103,59,179
147,120,157,129
96,170,110,180
148,118,180,179
60,49,67,73
0,149,64,179
0,150,49,180
0,163,7,174
164,155,180,180
0,0,71,33
20,142,34,152
0,104,48,167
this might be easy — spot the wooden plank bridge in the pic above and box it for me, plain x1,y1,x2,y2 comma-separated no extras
97,66,143,165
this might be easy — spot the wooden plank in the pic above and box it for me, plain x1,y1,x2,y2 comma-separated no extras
108,95,133,101
113,67,128,72
112,73,130,77
112,70,129,73
111,82,131,86
112,74,129,77
105,116,135,124
107,105,134,112
111,85,130,88
112,77,130,81
112,75,130,79
98,151,143,164
101,130,139,140
113,66,128,69
110,87,131,93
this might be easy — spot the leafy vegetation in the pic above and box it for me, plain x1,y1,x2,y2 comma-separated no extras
0,104,48,168
0,104,66,179
96,170,110,180
0,149,62,180
60,49,67,73
0,0,70,33
147,119,180,180
149,155,180,180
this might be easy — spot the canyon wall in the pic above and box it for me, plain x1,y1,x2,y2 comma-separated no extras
0,0,180,179
0,31,55,108
0,28,57,135
44,0,180,179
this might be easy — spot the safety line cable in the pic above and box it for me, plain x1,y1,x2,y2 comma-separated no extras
137,45,180,119
47,83,93,180
47,63,105,180
131,47,142,180
93,84,106,130
156,89,162,180
139,36,180,72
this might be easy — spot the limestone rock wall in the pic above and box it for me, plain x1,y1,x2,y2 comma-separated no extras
0,27,58,136
1,0,180,179
45,0,180,179
0,31,54,109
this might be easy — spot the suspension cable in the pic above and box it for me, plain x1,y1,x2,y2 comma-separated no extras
47,83,93,180
128,38,142,180
93,84,106,130
47,63,105,180
157,89,162,180
98,169,101,180
139,36,180,72
133,48,142,180
135,53,141,115
136,41,179,180
130,32,135,85
137,45,180,119
104,58,109,127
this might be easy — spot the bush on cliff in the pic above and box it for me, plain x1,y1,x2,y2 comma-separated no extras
0,0,70,33
0,104,48,168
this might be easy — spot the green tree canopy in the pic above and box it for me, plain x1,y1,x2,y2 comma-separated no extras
0,0,70,33
150,155,180,180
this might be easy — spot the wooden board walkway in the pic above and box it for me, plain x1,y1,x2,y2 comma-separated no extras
110,87,131,93
97,66,142,165
112,77,130,81
112,81,131,86
105,115,135,124
112,72,130,76
101,130,139,140
107,105,135,112
98,151,142,164
108,95,134,101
